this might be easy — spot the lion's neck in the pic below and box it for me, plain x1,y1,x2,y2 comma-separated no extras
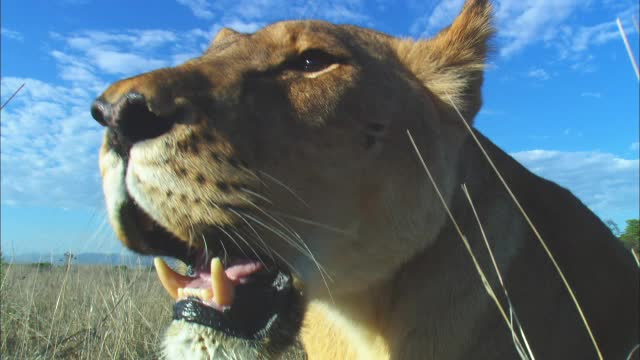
303,297,391,360
306,131,528,359
309,235,501,360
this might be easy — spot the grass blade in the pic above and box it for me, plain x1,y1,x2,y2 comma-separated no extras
0,83,25,110
617,17,640,81
444,93,603,360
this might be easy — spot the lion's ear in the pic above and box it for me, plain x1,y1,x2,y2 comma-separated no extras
396,0,493,121
212,27,241,45
206,27,243,54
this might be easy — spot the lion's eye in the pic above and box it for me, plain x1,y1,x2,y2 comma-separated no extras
287,49,337,73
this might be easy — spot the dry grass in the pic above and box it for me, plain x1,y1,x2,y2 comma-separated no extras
1,262,173,359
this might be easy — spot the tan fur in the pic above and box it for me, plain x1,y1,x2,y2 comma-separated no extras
96,0,638,358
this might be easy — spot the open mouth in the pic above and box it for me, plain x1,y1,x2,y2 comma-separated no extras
122,198,306,345
155,256,301,340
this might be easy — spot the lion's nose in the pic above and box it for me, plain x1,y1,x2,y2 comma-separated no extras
90,92,176,144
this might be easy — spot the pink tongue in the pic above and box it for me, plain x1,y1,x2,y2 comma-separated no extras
186,259,263,289
225,260,263,283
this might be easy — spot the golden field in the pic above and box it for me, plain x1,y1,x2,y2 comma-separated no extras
1,262,173,359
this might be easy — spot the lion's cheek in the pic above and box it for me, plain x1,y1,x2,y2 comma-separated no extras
99,149,137,247
285,68,355,125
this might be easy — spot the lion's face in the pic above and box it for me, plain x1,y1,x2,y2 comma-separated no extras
94,8,490,358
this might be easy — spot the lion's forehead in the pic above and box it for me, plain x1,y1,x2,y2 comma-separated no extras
205,20,382,64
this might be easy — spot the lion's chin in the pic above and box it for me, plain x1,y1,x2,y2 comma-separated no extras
163,318,309,360
159,268,308,360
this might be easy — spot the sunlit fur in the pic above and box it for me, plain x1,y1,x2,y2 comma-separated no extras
98,0,638,358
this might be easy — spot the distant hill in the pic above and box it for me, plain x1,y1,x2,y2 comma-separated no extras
4,252,154,267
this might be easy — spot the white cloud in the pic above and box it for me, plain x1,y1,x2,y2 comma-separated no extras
496,0,582,57
222,19,264,33
1,77,104,209
580,92,601,98
175,0,370,25
1,27,24,41
50,30,193,79
65,29,178,49
2,77,68,103
172,52,203,66
46,28,216,85
411,0,584,56
562,128,583,137
50,50,101,86
410,0,465,36
527,68,551,80
409,0,583,55
176,0,215,19
568,21,620,53
319,4,370,23
409,1,638,59
512,150,639,219
549,6,638,71
298,0,372,23
87,49,168,75
569,57,597,73
0,27,213,210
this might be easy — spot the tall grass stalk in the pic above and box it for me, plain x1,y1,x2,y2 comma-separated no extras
444,93,604,360
407,131,533,360
460,184,536,359
0,83,25,110
1,263,172,359
617,17,640,80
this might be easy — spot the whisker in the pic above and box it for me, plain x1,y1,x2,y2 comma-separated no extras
187,220,198,256
258,246,302,281
228,208,275,262
232,227,272,255
233,225,302,277
233,173,333,289
237,211,308,255
200,234,210,265
270,210,355,236
87,210,110,245
218,236,229,265
217,226,250,260
239,187,273,204
258,170,310,208
241,205,334,285
248,203,305,245
230,211,303,277
233,201,334,298
231,229,269,271
246,204,332,277
239,166,264,184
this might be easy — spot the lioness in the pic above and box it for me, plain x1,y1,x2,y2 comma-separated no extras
92,0,639,358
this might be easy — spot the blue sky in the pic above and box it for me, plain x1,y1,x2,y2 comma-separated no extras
1,0,638,256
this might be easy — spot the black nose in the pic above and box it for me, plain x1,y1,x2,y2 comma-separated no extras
91,92,175,144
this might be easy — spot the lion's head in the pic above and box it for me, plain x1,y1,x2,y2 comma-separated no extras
93,1,494,358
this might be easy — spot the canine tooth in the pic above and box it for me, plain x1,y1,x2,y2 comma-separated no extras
178,288,184,299
210,258,234,306
154,258,192,300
